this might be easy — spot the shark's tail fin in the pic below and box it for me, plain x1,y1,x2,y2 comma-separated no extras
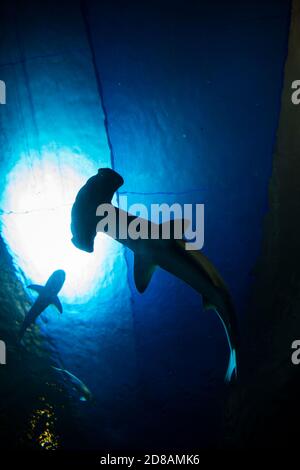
225,347,237,384
209,306,238,384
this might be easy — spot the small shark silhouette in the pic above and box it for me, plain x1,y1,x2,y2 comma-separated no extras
52,366,93,402
18,270,65,341
71,168,238,382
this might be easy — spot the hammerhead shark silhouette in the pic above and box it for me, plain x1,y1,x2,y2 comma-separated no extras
18,270,65,341
71,168,238,382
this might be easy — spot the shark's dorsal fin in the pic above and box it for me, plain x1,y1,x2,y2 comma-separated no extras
159,219,191,239
27,284,44,294
52,296,63,314
134,254,156,293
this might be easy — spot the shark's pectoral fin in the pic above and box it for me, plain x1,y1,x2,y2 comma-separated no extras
27,284,44,294
134,254,156,293
52,296,63,314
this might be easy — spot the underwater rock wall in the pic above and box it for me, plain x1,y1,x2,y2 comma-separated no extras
0,235,79,449
225,0,300,448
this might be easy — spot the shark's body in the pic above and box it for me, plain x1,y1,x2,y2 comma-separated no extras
71,168,238,382
19,270,65,341
52,366,93,402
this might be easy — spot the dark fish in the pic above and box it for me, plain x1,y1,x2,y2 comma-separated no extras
52,366,93,402
71,169,238,382
19,270,65,341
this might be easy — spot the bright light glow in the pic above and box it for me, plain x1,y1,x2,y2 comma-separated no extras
1,149,115,302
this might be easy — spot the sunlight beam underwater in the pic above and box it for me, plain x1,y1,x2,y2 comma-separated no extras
0,150,116,303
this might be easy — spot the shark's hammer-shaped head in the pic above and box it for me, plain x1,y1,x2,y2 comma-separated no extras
71,168,124,253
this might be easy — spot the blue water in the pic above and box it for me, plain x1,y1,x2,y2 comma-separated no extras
0,0,290,450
